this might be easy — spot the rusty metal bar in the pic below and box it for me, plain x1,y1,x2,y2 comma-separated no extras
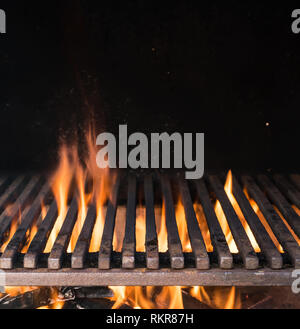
232,175,282,269
122,175,137,269
144,175,159,269
178,177,209,269
1,267,295,287
48,197,78,269
160,175,184,269
98,176,120,269
0,176,25,215
290,174,300,192
72,204,97,269
273,174,300,209
0,176,41,246
257,174,300,238
208,175,259,269
24,200,58,268
195,179,233,269
0,182,51,269
242,175,300,267
0,177,9,196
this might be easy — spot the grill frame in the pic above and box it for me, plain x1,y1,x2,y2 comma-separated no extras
0,171,299,286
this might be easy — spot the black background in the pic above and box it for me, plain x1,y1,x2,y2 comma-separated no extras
0,0,300,173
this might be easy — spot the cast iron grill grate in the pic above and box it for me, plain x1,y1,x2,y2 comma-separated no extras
0,172,299,286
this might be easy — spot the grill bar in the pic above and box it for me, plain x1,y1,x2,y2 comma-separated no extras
160,175,184,269
2,267,295,287
98,175,120,269
273,174,300,209
0,176,41,245
195,179,233,269
231,175,282,269
122,175,137,269
289,174,300,194
0,171,298,286
48,197,78,269
178,177,209,269
242,175,300,267
208,175,259,269
24,200,58,268
257,175,300,238
144,175,159,269
0,182,50,269
0,176,25,214
72,204,97,268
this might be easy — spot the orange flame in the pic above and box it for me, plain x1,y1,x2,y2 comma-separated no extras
43,126,111,253
194,203,213,252
0,205,22,253
109,286,184,309
175,199,192,252
136,205,146,252
37,289,64,309
189,286,241,309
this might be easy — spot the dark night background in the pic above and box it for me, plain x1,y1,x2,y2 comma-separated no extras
0,0,300,173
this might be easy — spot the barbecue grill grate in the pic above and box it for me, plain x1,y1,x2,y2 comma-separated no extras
0,172,299,286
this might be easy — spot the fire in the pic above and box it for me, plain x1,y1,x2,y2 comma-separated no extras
22,201,50,253
109,175,242,310
136,205,146,252
37,289,65,309
0,205,21,253
189,286,241,309
21,223,38,254
4,286,37,297
0,130,244,309
2,287,64,309
156,202,168,252
43,126,111,254
112,206,125,252
109,286,184,309
194,203,213,252
44,145,74,253
175,199,192,252
214,201,238,253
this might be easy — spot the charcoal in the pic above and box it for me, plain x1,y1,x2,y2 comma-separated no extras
0,287,53,309
66,298,116,309
74,286,114,299
182,291,214,309
58,287,76,301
